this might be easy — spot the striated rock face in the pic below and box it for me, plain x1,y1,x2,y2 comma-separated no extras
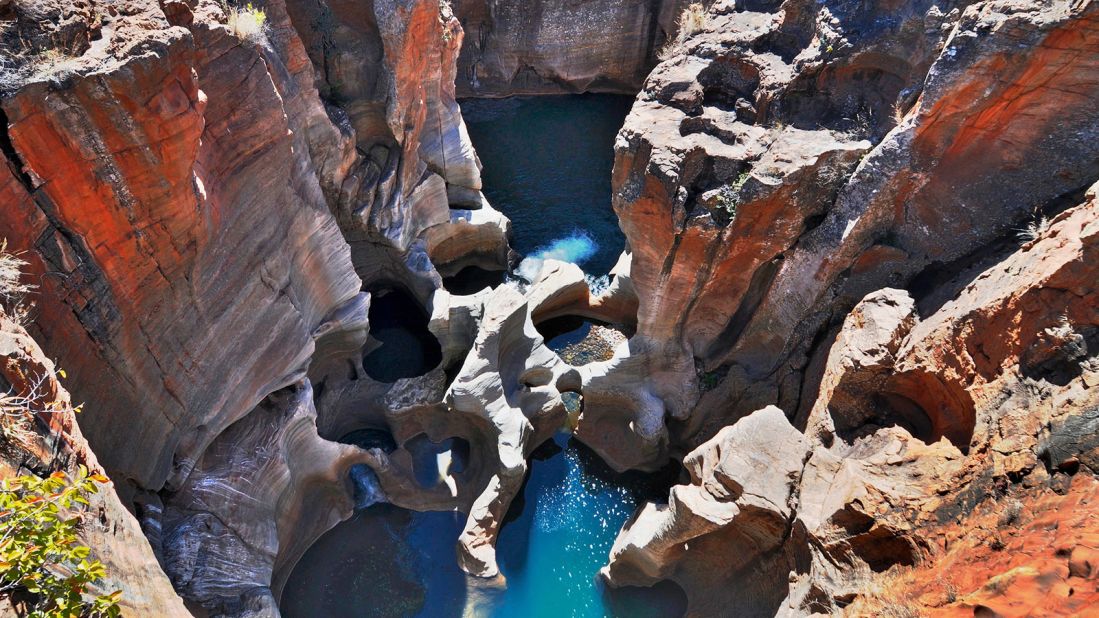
604,181,1099,614
283,0,506,294
0,0,506,613
0,308,189,616
452,0,700,96
0,0,363,497
158,382,375,615
593,0,1099,472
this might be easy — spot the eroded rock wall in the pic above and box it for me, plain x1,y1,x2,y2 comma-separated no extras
604,182,1099,614
452,0,701,96
0,0,363,497
0,0,506,614
283,0,509,296
591,0,1099,470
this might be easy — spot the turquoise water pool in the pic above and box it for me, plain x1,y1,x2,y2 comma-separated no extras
487,434,684,618
281,434,683,617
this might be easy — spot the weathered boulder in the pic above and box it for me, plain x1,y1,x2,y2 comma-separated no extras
602,406,808,596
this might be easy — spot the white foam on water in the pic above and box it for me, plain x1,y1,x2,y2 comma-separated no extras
517,231,599,281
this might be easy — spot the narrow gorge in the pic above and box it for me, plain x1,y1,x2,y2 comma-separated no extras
0,1,1096,617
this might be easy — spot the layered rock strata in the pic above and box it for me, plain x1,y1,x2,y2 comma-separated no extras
452,0,703,96
604,182,1099,614
589,0,1099,472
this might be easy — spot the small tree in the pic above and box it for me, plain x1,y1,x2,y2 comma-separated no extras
0,467,121,617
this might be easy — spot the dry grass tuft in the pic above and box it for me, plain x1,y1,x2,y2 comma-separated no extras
0,239,34,325
659,3,709,60
227,2,269,46
1016,215,1050,242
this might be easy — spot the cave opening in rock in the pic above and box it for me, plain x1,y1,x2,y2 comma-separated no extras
404,433,471,490
362,287,443,383
338,427,398,453
441,264,507,296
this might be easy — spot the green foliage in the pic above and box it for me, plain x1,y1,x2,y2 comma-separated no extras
715,172,750,221
699,371,721,392
0,468,120,617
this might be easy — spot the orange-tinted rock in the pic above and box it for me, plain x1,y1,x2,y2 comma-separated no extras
848,476,1099,618
597,0,1099,475
0,5,362,496
604,177,1099,613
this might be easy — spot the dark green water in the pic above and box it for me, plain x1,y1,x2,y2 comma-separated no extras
460,95,633,276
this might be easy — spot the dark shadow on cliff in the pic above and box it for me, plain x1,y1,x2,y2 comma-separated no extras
362,287,443,383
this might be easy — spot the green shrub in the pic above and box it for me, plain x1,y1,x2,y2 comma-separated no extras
0,468,120,617
715,172,750,220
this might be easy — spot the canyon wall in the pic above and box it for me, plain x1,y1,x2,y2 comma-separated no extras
584,0,1099,468
0,0,509,613
605,184,1099,614
452,0,701,96
591,0,1099,613
1,0,1097,615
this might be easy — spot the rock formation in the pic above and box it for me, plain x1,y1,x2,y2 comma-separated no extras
1,0,1097,615
604,182,1099,614
0,307,189,615
0,0,510,614
585,0,1099,471
452,0,701,96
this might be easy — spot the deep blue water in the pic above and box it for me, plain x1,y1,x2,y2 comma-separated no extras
282,434,684,617
460,95,633,276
